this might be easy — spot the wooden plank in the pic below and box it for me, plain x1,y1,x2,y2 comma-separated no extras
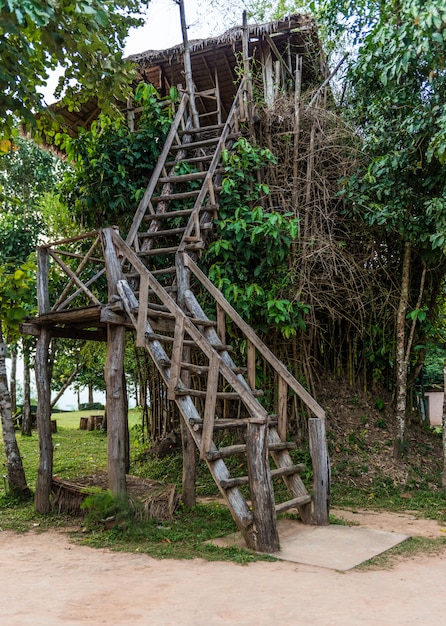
136,273,149,348
247,419,279,552
201,352,219,459
275,495,312,515
277,376,287,441
216,303,226,345
309,417,330,525
247,340,256,390
125,93,189,247
168,316,185,400
37,248,50,314
53,236,102,310
48,249,101,306
183,255,325,418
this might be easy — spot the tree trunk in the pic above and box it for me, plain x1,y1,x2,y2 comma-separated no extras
88,383,94,404
442,360,446,488
21,341,32,436
106,324,128,497
0,333,30,498
394,240,411,457
10,344,17,416
34,327,53,512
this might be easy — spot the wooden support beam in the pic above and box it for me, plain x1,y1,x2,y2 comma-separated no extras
34,327,53,513
247,340,256,391
247,420,279,552
309,417,330,525
168,316,185,400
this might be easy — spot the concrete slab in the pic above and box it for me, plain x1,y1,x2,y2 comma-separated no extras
211,518,410,571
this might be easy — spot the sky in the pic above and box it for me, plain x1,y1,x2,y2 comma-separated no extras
42,0,228,104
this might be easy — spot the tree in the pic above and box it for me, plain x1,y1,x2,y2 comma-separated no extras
0,0,147,138
318,0,446,452
0,261,35,497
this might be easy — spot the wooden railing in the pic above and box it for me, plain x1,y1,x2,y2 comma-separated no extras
181,253,326,428
37,231,106,315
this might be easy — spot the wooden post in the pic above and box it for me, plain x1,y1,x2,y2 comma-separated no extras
102,228,128,497
309,417,330,525
178,0,199,128
247,419,280,552
105,324,127,497
34,327,53,513
277,376,287,441
176,252,197,506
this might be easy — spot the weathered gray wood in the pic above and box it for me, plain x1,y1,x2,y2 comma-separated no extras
268,426,312,523
37,248,50,315
136,273,149,347
247,340,256,390
53,236,102,310
201,352,219,459
277,376,287,441
102,228,128,497
275,495,312,514
125,93,190,247
105,324,127,497
247,420,279,552
34,327,53,512
309,417,330,525
168,316,185,400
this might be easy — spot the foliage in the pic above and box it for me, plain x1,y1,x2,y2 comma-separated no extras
0,261,36,342
60,84,177,231
0,0,147,138
204,138,309,338
319,0,446,256
0,136,65,262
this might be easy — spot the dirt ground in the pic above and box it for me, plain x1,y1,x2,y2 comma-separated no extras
2,510,446,626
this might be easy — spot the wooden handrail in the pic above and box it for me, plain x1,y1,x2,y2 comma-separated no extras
182,254,326,419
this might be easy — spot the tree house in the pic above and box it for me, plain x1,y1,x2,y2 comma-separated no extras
25,13,330,552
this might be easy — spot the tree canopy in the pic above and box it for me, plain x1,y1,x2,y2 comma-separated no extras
0,0,147,138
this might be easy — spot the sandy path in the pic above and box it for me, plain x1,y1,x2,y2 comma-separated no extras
1,512,446,625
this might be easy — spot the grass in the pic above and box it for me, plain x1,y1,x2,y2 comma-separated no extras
0,409,271,562
2,410,446,565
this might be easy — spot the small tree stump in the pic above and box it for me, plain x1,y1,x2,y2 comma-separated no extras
51,419,57,433
79,417,88,430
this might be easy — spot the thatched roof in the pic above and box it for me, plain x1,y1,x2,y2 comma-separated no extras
50,13,321,136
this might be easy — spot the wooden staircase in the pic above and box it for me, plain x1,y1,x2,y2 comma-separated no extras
31,79,329,552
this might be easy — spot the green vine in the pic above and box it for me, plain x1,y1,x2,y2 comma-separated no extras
204,137,309,338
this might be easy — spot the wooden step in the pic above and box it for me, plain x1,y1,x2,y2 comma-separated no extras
158,168,224,185
142,205,217,221
204,439,295,461
165,154,214,167
137,245,178,258
151,189,201,202
275,495,312,514
170,135,234,151
178,123,225,135
159,359,245,375
138,227,186,239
